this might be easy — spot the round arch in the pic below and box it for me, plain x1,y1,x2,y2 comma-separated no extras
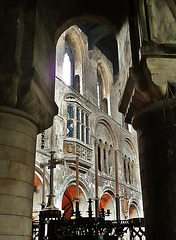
99,191,116,220
128,198,140,219
124,138,137,159
97,60,113,115
55,14,118,44
62,185,87,220
95,116,118,148
55,25,84,93
97,61,110,98
60,174,93,218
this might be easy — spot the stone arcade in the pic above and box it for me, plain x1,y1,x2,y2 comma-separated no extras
0,1,176,240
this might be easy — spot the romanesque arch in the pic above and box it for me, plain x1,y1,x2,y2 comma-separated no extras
55,25,84,94
60,174,93,219
129,201,141,222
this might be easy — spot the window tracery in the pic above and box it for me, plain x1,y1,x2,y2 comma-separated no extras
66,100,90,145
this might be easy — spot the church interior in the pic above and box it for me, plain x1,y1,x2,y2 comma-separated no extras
0,0,176,239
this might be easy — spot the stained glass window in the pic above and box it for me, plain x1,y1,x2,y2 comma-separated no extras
81,110,84,124
86,128,89,144
66,104,90,144
86,114,88,126
76,122,80,139
67,120,73,137
77,107,80,121
81,125,84,142
67,105,73,119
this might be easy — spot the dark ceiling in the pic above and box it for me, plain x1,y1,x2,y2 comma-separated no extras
78,22,119,75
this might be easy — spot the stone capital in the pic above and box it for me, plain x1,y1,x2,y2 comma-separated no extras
119,56,176,130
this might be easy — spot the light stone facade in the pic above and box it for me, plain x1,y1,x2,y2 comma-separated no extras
33,25,143,223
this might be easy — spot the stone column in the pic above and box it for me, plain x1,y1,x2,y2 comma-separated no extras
115,149,120,221
0,107,38,240
135,98,176,240
94,139,99,217
124,156,129,183
75,156,79,216
99,140,104,172
41,163,46,208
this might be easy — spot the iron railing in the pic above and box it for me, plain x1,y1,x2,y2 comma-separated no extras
32,216,145,239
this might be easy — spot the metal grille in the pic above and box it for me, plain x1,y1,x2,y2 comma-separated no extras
32,217,145,240
32,221,39,240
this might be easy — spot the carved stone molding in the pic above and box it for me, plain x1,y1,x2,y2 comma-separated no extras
63,140,93,173
121,193,129,219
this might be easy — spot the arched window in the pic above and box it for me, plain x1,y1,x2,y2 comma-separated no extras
63,53,71,85
97,70,103,109
97,66,108,113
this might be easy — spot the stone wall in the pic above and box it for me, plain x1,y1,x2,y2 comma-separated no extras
33,24,143,221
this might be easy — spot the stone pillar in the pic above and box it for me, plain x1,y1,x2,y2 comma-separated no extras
99,140,104,172
0,107,38,240
124,156,129,183
115,149,120,221
94,139,99,217
135,98,176,240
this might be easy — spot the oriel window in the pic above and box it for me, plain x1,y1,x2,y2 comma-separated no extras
81,125,84,142
67,120,73,137
67,105,73,119
67,105,74,137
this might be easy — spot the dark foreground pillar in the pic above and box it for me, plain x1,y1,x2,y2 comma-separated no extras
0,107,38,240
135,98,176,239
